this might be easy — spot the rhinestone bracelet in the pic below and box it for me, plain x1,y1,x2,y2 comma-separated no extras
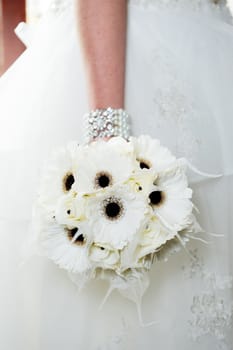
83,107,131,143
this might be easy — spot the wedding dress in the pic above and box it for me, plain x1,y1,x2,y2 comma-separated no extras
0,0,233,349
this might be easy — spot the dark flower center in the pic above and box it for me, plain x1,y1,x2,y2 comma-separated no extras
98,175,110,188
95,171,112,189
66,227,85,245
149,191,164,206
106,202,120,218
102,197,124,221
63,172,75,192
140,162,150,169
138,158,151,169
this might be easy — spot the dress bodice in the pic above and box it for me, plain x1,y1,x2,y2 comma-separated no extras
129,0,226,9
45,0,231,13
41,0,233,26
128,0,233,22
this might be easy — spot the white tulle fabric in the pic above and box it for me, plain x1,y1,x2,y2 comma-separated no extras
0,0,233,349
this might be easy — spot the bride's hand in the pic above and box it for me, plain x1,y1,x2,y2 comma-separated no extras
75,0,127,110
89,136,112,144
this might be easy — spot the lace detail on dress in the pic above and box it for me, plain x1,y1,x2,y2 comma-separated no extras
150,48,201,161
27,0,72,21
154,87,201,161
96,318,130,350
183,249,233,349
48,0,71,14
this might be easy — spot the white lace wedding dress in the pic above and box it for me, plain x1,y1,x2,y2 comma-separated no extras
0,0,233,349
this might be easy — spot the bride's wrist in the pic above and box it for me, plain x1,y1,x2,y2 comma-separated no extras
84,107,131,143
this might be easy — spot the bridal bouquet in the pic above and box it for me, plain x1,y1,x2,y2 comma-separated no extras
33,133,200,300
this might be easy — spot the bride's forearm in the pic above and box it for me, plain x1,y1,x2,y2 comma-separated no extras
75,0,127,110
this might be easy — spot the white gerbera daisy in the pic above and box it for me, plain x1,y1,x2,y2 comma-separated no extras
39,220,92,273
89,243,120,270
73,137,136,194
148,166,193,231
38,142,79,212
87,185,149,250
130,135,177,173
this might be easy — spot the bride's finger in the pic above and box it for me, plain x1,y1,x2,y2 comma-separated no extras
89,136,112,144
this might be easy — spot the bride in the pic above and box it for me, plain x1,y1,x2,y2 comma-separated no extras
0,0,232,349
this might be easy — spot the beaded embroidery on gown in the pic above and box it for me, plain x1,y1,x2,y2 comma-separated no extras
0,0,233,349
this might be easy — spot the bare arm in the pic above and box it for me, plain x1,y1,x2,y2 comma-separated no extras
75,0,127,110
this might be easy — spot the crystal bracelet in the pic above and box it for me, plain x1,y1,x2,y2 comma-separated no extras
83,107,131,143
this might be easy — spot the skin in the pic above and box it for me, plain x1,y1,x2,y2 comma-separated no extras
75,0,127,110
